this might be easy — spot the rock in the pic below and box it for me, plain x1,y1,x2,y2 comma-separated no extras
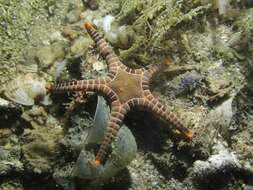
0,180,23,190
0,98,22,122
206,97,234,140
208,97,233,128
21,106,49,128
34,42,66,69
89,0,99,10
62,26,79,41
191,142,243,188
65,9,82,23
93,15,135,50
65,0,84,23
127,154,167,190
68,0,84,10
61,107,93,154
0,146,23,176
213,0,230,15
49,31,65,43
244,185,253,190
206,62,231,94
87,0,99,10
22,126,62,174
53,163,76,190
35,46,55,68
106,25,135,50
165,70,202,97
70,37,93,57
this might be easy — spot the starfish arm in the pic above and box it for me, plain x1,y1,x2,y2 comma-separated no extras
47,78,108,94
135,68,146,74
94,101,129,165
84,22,126,74
135,95,193,140
144,59,174,81
125,67,146,75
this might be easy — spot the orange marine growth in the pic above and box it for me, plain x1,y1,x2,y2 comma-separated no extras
49,22,193,166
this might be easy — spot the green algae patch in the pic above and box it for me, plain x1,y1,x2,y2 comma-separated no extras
21,126,63,174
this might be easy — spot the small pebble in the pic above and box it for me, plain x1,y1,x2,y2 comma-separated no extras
87,0,99,10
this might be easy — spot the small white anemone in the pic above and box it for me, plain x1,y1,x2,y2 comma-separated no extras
93,15,116,39
102,15,115,33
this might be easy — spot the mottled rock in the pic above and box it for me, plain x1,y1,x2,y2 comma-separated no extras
62,26,79,41
22,126,62,174
86,0,99,10
65,9,82,23
107,25,135,50
165,71,202,97
0,98,22,122
0,146,23,176
53,163,76,190
207,97,234,138
190,142,245,188
34,42,66,69
70,37,93,57
21,106,48,128
0,180,23,190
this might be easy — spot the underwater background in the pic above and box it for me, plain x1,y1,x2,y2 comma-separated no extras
0,0,253,189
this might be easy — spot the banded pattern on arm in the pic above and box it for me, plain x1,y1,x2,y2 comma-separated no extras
94,101,129,165
130,95,193,140
84,22,124,76
144,59,173,82
48,78,108,93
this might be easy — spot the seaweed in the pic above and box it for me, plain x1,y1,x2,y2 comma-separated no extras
118,0,211,65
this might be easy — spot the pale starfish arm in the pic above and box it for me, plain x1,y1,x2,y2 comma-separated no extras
94,101,129,165
84,22,126,74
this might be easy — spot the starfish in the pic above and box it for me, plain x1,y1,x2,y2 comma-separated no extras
48,22,193,166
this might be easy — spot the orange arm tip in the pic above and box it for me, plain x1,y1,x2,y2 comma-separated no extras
185,130,193,140
84,22,94,30
94,159,101,166
163,58,174,66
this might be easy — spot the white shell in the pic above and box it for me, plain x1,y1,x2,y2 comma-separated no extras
92,60,106,72
102,15,115,33
3,73,48,106
0,97,9,106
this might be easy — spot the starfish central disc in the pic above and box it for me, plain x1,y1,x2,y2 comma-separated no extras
108,68,143,103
